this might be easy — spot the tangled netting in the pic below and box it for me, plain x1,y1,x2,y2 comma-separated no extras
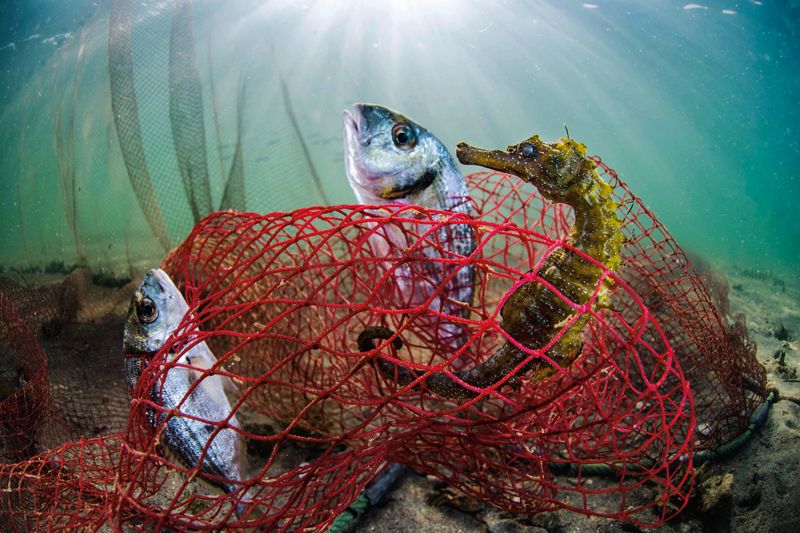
0,161,765,531
0,292,52,461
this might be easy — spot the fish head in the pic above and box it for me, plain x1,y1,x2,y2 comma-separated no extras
123,268,190,355
343,104,449,204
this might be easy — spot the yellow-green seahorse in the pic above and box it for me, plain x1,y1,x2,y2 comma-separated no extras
359,134,625,402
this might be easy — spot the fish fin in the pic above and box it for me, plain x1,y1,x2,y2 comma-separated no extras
192,372,238,414
369,219,409,258
186,342,219,369
192,343,238,391
185,343,239,406
236,431,248,480
186,342,238,391
220,374,239,394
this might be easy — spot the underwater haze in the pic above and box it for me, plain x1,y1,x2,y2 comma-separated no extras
0,0,798,277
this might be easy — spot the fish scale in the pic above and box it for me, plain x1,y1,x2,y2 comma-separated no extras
432,165,475,311
156,346,244,493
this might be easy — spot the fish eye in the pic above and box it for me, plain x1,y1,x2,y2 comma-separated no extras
518,143,537,158
391,122,417,150
137,297,159,324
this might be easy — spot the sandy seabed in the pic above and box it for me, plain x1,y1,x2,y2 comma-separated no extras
2,262,798,533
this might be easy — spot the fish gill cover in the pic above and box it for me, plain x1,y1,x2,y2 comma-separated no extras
0,156,767,530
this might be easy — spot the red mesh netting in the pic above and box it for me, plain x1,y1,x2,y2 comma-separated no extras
0,291,52,461
0,161,765,531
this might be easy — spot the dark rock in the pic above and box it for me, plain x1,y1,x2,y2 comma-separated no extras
486,517,547,533
91,268,132,288
774,324,792,341
428,485,483,513
694,473,734,533
520,512,564,532
242,421,276,458
775,343,798,379
776,364,798,380
736,483,762,511
482,510,549,533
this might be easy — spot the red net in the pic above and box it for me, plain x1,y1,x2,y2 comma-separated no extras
0,162,765,531
0,291,52,461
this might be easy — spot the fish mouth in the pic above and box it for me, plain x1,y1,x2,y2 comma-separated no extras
343,107,372,198
342,108,357,132
343,105,370,146
342,109,358,147
145,268,171,293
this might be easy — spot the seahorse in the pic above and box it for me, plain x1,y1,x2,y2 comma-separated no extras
359,134,625,402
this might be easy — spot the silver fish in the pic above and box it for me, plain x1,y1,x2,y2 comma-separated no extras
123,268,246,496
343,104,476,359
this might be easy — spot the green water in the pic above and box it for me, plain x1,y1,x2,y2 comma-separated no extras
1,0,798,277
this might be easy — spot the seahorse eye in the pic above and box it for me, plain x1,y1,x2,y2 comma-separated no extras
519,142,537,158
